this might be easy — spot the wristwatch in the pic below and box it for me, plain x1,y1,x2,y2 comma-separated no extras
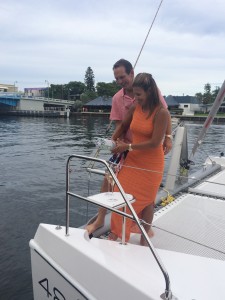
165,135,173,140
128,144,133,151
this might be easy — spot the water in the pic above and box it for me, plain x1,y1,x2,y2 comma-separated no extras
0,116,225,300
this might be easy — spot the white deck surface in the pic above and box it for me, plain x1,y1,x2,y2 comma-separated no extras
30,157,225,300
31,224,165,300
194,168,225,198
151,193,225,260
87,192,135,209
31,217,225,300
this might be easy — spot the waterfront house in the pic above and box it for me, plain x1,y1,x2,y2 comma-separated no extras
83,96,112,112
165,95,201,116
84,95,208,116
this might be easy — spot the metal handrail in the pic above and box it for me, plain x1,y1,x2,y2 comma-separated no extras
66,154,172,300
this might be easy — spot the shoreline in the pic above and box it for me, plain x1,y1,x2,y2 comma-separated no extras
72,112,225,124
1,110,225,123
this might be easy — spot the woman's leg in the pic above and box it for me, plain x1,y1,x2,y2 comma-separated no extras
140,203,154,246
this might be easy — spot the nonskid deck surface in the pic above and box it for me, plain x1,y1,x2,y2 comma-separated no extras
97,175,225,261
85,191,225,300
99,192,225,261
192,168,225,198
145,193,225,261
97,166,225,260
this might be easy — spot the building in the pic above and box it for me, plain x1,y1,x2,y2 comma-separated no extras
84,96,112,112
0,83,18,93
85,95,204,115
24,87,47,98
166,95,201,116
219,102,225,113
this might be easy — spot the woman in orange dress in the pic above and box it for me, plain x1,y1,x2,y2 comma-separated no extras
110,73,169,244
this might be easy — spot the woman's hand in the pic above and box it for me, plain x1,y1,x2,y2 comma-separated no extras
112,139,128,154
163,137,172,155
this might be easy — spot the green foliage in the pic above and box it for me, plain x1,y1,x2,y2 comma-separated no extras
202,83,213,105
84,67,95,92
195,83,220,105
212,86,220,99
204,83,211,94
49,82,85,100
96,81,120,97
195,83,221,113
45,67,122,102
67,81,86,100
80,91,98,103
72,100,83,112
195,92,203,103
49,84,66,100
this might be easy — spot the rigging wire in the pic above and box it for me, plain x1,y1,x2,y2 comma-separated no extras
104,0,164,146
90,1,165,167
133,0,164,69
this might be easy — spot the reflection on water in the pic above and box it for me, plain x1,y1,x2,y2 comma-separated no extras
0,115,225,299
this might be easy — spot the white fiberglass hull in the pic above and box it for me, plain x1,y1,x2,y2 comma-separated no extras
30,157,225,300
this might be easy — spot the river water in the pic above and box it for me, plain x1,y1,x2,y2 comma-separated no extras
0,115,225,300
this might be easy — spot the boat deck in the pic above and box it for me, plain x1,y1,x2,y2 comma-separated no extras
129,167,225,261
30,188,225,300
130,193,225,261
190,168,225,198
30,158,225,300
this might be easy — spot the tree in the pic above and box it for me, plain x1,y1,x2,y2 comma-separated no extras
84,67,95,92
96,81,120,97
195,92,203,103
71,100,83,112
66,81,86,100
211,86,220,100
48,82,85,100
49,84,65,100
195,83,221,113
202,83,213,105
80,90,97,102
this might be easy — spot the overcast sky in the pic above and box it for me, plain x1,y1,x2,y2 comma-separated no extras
0,0,224,95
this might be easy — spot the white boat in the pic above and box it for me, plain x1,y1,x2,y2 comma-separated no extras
29,83,225,300
171,117,180,126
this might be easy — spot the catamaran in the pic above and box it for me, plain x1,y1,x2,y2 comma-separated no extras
29,81,225,300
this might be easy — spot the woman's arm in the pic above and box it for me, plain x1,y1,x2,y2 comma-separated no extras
113,108,168,153
131,108,168,150
163,112,172,154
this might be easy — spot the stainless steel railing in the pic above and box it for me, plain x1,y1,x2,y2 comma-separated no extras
65,154,172,300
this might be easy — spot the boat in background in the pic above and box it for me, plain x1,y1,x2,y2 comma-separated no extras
171,117,180,126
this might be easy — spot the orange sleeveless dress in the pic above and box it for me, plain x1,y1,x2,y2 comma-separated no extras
111,104,164,241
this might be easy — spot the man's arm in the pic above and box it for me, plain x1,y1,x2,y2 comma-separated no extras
112,105,135,141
